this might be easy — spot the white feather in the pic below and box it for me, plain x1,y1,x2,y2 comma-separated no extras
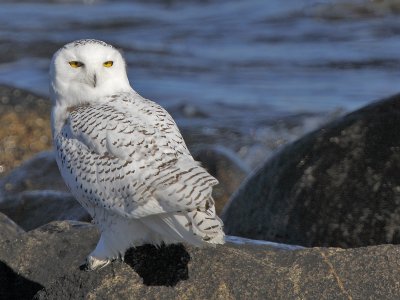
50,39,225,265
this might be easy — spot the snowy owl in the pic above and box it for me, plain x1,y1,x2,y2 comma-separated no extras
50,39,224,270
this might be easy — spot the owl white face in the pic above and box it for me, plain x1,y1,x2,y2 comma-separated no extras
50,40,132,106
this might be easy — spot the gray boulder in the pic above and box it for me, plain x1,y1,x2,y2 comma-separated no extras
0,150,90,231
0,151,67,197
223,93,400,248
0,190,89,231
0,220,399,299
0,212,24,243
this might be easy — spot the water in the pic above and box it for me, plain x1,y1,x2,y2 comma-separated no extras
1,0,399,166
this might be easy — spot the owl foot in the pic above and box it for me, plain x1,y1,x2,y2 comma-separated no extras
80,255,111,271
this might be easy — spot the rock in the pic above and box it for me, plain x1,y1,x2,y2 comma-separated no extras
0,221,399,299
0,191,90,231
0,221,97,299
0,151,67,197
193,145,250,214
170,103,209,119
0,150,88,231
0,85,52,177
223,93,400,248
0,261,44,300
224,235,304,250
0,212,24,243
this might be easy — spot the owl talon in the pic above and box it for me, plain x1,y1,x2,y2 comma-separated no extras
80,256,111,271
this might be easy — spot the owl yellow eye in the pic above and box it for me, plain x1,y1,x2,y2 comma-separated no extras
69,61,83,68
103,61,113,68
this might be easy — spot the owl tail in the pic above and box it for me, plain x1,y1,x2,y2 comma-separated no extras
140,201,225,247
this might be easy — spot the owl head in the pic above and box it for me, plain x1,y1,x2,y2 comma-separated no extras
50,39,132,106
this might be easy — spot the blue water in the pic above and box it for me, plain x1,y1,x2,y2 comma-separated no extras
0,0,399,114
1,0,400,167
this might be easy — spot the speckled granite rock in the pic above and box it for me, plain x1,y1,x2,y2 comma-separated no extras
0,221,96,300
0,220,399,299
0,212,24,243
223,93,400,248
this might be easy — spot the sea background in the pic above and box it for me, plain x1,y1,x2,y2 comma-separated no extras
1,0,400,168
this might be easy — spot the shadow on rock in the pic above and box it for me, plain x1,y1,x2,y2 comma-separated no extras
124,244,190,287
0,260,44,300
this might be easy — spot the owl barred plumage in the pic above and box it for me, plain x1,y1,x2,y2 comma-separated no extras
50,39,224,270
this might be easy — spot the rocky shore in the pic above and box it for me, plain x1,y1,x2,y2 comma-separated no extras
2,219,400,299
2,85,400,298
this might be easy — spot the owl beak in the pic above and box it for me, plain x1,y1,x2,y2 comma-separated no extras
93,73,97,88
87,72,97,88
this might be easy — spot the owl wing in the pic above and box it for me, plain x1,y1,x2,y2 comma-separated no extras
55,94,218,219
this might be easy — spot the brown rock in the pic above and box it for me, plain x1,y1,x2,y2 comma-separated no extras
222,93,400,248
0,85,52,177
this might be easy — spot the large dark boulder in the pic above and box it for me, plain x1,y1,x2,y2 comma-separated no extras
0,220,399,299
223,93,400,248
